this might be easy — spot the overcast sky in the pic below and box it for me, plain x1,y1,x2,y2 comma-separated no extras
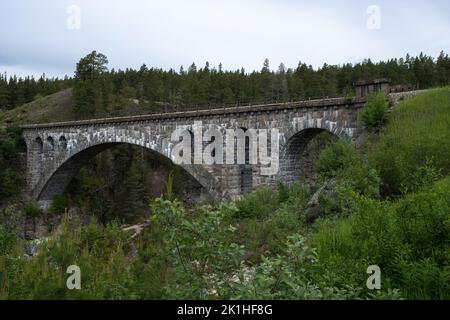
1,0,450,78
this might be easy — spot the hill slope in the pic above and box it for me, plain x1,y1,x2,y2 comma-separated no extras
0,88,76,124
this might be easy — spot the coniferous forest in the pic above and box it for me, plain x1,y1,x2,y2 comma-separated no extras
2,51,450,116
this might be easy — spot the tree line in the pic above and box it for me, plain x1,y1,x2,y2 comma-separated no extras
0,74,73,110
2,51,450,115
63,50,450,117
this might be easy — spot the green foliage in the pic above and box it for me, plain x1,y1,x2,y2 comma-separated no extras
24,201,43,218
337,163,381,198
229,234,360,300
370,88,450,195
400,159,443,194
3,218,135,299
4,52,449,116
73,51,109,117
393,178,450,264
395,260,450,300
313,177,450,299
235,184,310,257
0,168,20,199
0,124,24,203
50,195,69,214
165,171,174,200
359,92,389,130
151,199,245,299
0,73,72,111
235,187,282,219
116,151,146,221
0,225,16,256
316,139,359,179
1,177,448,299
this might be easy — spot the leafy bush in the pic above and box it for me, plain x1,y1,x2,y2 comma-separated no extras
0,168,20,199
313,177,450,299
400,159,443,194
0,124,24,202
235,187,281,219
316,139,359,179
150,198,245,299
0,225,17,256
359,92,389,130
24,201,43,218
50,195,70,214
337,163,381,198
393,177,450,264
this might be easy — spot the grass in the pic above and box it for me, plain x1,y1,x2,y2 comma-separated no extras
0,89,75,124
370,87,450,195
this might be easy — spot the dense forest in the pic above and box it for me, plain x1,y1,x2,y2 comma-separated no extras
0,74,72,111
0,52,449,300
1,51,450,115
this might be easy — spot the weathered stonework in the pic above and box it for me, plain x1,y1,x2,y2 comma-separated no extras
23,90,423,208
21,97,367,207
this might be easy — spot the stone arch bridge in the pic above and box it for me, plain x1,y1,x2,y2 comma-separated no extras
22,96,370,208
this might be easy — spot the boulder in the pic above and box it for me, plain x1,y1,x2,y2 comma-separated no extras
305,179,338,223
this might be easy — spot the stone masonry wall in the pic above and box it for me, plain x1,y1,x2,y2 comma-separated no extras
22,96,370,208
25,88,427,207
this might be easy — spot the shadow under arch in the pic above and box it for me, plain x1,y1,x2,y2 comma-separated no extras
37,142,220,206
237,127,253,194
279,128,341,186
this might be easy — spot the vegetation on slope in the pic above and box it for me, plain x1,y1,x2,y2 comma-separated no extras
0,89,75,124
0,125,25,204
370,88,450,195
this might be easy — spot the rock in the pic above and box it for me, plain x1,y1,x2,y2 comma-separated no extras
305,179,338,223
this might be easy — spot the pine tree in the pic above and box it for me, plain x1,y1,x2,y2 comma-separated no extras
118,150,146,221
74,51,109,116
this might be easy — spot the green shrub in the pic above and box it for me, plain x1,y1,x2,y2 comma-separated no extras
395,259,450,300
50,195,70,214
0,225,17,256
400,159,443,194
313,177,450,299
316,139,359,179
337,162,381,198
0,168,20,199
0,124,24,202
393,177,450,264
228,234,374,300
235,187,281,219
24,201,43,218
359,92,389,130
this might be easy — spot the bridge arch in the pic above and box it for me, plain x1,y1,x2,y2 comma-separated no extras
33,140,222,208
280,122,351,186
33,137,44,154
58,136,68,150
46,136,55,152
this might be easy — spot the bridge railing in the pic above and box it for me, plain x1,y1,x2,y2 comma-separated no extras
65,93,351,122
